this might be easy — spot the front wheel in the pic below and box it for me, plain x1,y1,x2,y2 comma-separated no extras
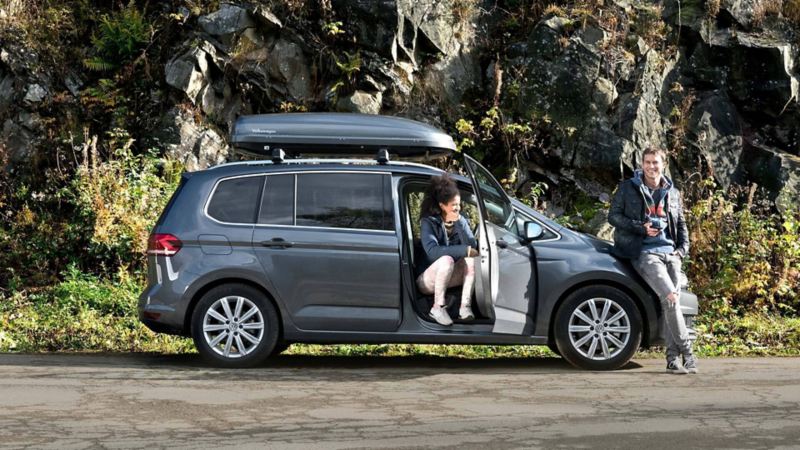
554,286,642,370
191,283,280,368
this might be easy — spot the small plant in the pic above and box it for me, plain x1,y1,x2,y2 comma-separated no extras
706,0,721,19
83,2,151,71
543,4,566,17
322,20,345,36
328,51,361,97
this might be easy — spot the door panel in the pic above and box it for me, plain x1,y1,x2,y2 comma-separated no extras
253,227,401,331
493,227,535,334
463,155,536,335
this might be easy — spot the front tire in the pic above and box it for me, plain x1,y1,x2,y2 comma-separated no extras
554,286,642,370
191,283,280,368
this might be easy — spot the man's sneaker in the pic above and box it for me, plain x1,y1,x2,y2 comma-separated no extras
429,306,453,326
458,305,475,321
666,359,688,374
683,355,699,374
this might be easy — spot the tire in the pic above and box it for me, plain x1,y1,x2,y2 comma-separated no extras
547,342,561,357
271,341,291,356
554,286,642,371
191,283,280,368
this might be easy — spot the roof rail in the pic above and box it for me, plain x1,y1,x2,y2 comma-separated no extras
207,158,444,171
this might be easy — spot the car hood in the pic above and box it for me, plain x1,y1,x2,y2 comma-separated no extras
578,232,615,255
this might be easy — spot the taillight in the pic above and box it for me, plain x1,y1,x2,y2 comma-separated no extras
147,233,182,256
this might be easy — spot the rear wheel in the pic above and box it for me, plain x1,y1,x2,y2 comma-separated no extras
191,284,280,368
554,286,642,370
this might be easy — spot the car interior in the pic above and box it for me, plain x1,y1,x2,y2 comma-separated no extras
400,177,493,325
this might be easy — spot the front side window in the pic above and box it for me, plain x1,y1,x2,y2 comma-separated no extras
296,173,393,231
207,175,264,223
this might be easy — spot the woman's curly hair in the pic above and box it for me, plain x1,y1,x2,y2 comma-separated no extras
420,174,460,217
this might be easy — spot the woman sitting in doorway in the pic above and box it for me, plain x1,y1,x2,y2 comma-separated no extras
417,174,479,326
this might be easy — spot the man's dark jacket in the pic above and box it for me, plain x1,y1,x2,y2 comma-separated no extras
608,170,690,259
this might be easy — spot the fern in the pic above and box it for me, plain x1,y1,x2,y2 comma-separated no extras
83,56,116,72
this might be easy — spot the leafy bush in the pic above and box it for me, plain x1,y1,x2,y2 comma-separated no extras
0,266,193,352
0,132,181,288
72,130,183,272
83,2,150,71
687,181,800,316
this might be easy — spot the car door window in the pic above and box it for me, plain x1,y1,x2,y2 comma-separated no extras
296,173,393,231
259,174,295,225
464,159,518,235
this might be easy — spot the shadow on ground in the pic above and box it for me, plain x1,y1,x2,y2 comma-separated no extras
0,352,644,383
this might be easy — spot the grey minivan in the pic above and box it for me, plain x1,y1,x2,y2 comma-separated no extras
139,113,698,370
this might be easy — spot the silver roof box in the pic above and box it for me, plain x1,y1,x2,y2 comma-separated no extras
231,113,456,160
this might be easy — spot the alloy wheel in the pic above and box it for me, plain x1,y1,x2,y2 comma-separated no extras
202,296,265,359
567,297,631,361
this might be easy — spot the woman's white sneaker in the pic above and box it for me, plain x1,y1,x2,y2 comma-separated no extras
458,306,475,321
429,306,453,326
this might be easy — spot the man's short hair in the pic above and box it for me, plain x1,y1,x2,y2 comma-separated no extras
642,147,667,162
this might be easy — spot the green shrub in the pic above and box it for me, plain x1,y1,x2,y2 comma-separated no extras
83,1,150,71
72,130,183,273
0,267,193,353
687,181,800,316
0,132,181,288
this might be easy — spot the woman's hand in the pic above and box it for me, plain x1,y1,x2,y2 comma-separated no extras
467,247,479,257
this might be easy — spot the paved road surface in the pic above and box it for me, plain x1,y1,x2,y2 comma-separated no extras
0,354,798,449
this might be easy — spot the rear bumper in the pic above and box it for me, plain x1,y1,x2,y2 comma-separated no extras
138,285,187,336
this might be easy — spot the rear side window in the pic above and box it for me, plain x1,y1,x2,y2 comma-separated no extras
259,174,294,225
207,175,264,223
296,173,393,231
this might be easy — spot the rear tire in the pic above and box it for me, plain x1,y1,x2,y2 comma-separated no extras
271,341,291,356
554,286,642,370
191,284,280,368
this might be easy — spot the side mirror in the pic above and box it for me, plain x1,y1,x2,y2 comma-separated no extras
524,221,544,241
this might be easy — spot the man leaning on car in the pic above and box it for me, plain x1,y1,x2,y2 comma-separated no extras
608,146,699,375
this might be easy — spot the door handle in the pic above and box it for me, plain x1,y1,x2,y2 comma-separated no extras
260,238,294,249
496,239,508,249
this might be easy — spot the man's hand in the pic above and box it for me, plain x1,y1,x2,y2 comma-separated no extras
643,222,660,237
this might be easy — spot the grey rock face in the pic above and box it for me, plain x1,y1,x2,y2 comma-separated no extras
720,0,759,29
336,90,383,115
330,0,480,109
23,84,47,104
198,4,255,40
0,71,15,114
745,143,800,211
616,51,672,170
2,112,39,163
267,39,313,102
165,47,211,104
158,108,229,172
688,91,744,189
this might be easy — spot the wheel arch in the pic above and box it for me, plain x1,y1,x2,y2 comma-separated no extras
547,279,658,348
183,277,284,341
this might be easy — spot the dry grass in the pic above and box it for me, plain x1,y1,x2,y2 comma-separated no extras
752,0,784,26
706,0,721,19
785,0,800,25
